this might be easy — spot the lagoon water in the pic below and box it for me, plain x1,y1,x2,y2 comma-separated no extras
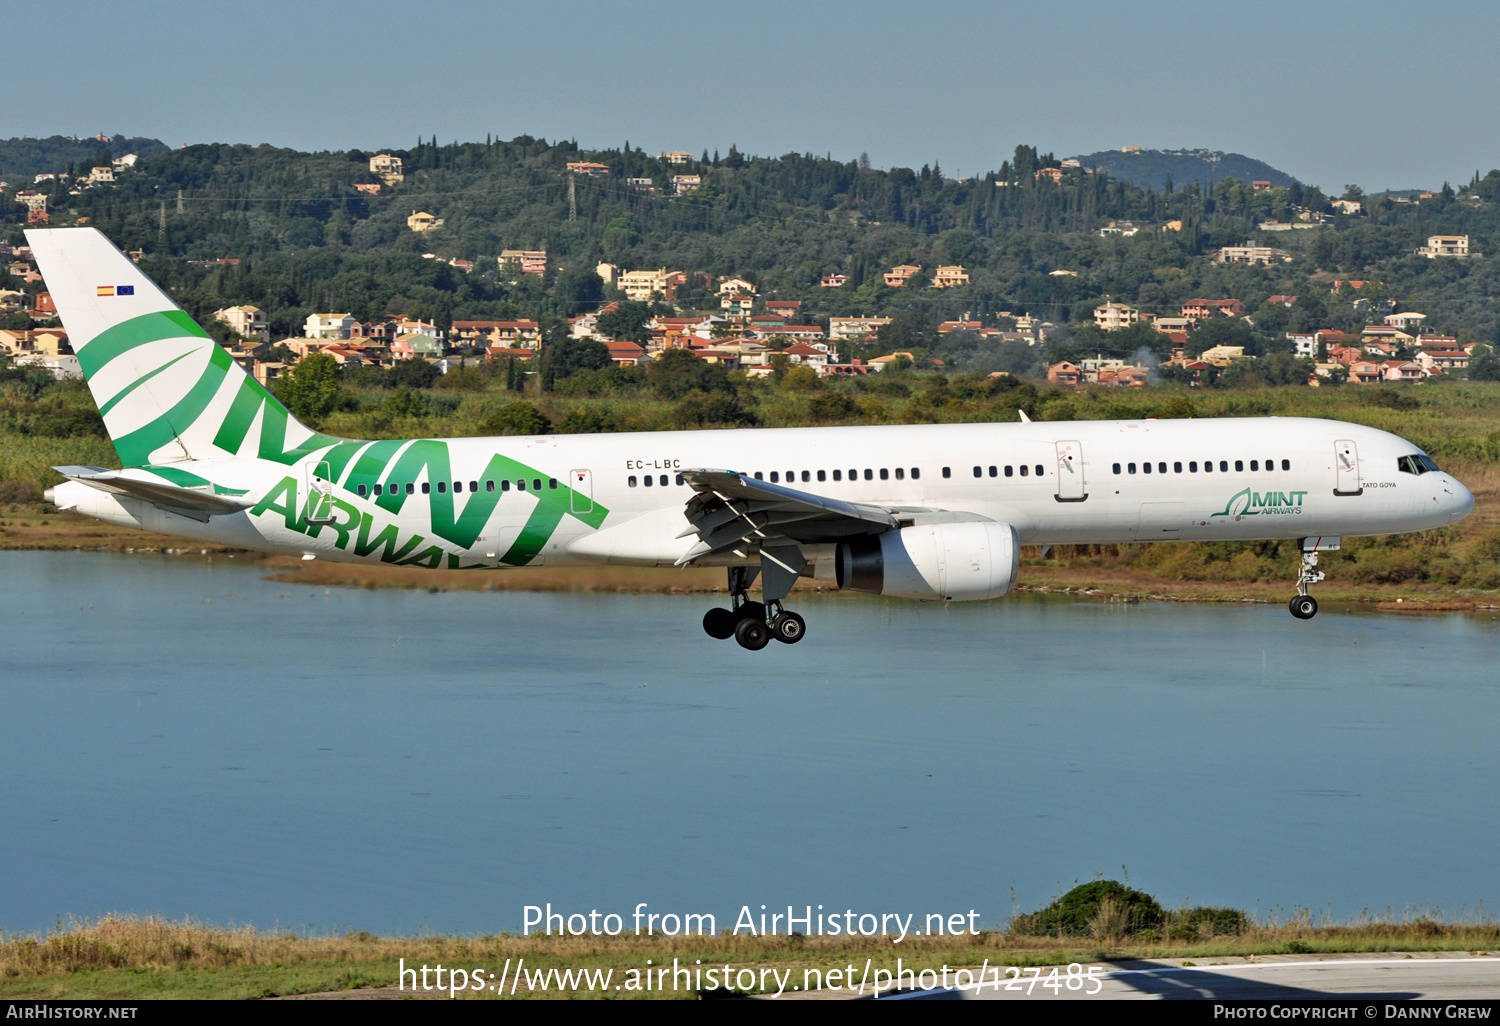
2,550,1497,935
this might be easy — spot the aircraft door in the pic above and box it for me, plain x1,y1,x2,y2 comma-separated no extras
569,469,593,514
1334,439,1362,495
307,460,337,524
1055,440,1086,501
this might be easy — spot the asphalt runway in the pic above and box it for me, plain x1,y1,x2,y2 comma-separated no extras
877,954,1500,1001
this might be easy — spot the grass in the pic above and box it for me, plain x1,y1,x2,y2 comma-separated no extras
1,913,1496,999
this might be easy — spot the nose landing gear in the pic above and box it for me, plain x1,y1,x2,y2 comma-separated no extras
1289,540,1332,619
702,566,807,649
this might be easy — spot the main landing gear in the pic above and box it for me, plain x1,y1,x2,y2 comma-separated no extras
1289,543,1326,620
702,566,807,650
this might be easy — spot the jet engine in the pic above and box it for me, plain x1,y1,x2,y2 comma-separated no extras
835,522,1019,601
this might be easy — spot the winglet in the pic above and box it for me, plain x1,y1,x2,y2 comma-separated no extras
1018,409,1032,423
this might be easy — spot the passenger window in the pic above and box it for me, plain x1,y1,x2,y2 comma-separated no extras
1113,463,1121,475
422,482,431,494
1143,462,1153,474
817,470,826,482
548,479,556,490
373,483,383,496
1128,463,1137,474
1219,461,1228,472
537,479,546,491
754,472,763,480
643,474,653,487
676,475,684,485
1282,459,1290,471
1157,462,1166,474
895,468,905,480
486,481,495,492
770,472,779,483
437,481,447,493
879,468,889,480
453,482,462,493
628,476,637,487
988,466,997,478
1036,465,1044,476
911,468,920,480
1263,460,1272,473
864,469,873,480
1020,465,1029,477
942,467,951,478
849,469,857,480
659,475,667,486
833,469,842,481
1190,461,1198,472
1204,461,1213,473
1234,460,1244,472
406,483,415,494
470,481,478,492
1174,462,1182,473
518,479,526,491
358,484,368,497
1250,461,1258,471
501,480,511,492
973,466,982,478
802,471,810,482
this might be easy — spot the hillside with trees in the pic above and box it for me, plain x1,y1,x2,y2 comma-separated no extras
3,137,1499,372
1073,148,1299,192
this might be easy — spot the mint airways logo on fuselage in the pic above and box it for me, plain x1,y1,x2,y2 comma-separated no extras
1211,487,1309,518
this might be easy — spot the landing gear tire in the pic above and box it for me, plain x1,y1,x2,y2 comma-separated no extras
772,611,806,644
734,617,771,651
703,608,737,639
1289,595,1318,620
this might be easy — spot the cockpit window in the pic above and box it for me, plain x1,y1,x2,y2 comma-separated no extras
1398,454,1441,475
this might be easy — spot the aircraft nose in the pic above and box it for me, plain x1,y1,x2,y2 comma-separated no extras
1446,476,1475,524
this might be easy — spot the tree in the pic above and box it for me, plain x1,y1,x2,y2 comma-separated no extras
1469,344,1500,381
273,353,341,424
595,301,653,343
640,347,727,399
552,336,611,378
386,358,440,389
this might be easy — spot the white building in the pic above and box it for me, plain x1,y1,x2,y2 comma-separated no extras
828,317,892,341
215,305,269,342
1417,235,1470,258
1093,302,1140,331
304,312,355,339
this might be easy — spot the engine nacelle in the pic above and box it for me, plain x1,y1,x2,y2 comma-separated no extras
836,522,1019,601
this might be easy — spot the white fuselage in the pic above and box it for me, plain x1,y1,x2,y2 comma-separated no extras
52,417,1474,573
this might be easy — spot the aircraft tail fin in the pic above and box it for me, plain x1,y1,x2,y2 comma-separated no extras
24,227,317,468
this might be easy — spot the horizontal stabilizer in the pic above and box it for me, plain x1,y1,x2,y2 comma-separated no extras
52,465,252,522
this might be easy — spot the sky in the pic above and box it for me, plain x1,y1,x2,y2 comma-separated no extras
12,0,1500,192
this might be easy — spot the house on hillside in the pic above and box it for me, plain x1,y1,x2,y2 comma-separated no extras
304,312,355,339
407,211,443,232
215,305,269,342
1093,302,1139,330
1417,235,1470,258
932,265,969,287
1181,298,1245,320
884,265,921,287
1215,243,1291,266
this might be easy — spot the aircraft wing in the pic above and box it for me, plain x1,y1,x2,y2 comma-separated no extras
52,465,253,522
676,468,922,564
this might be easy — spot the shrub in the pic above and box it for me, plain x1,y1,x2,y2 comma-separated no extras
556,408,613,434
482,401,552,436
670,390,758,428
1010,881,1164,937
807,392,856,421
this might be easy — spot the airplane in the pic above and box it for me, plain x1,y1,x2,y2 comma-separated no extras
27,228,1476,650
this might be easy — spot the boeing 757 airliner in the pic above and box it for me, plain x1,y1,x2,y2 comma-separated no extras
27,229,1475,649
